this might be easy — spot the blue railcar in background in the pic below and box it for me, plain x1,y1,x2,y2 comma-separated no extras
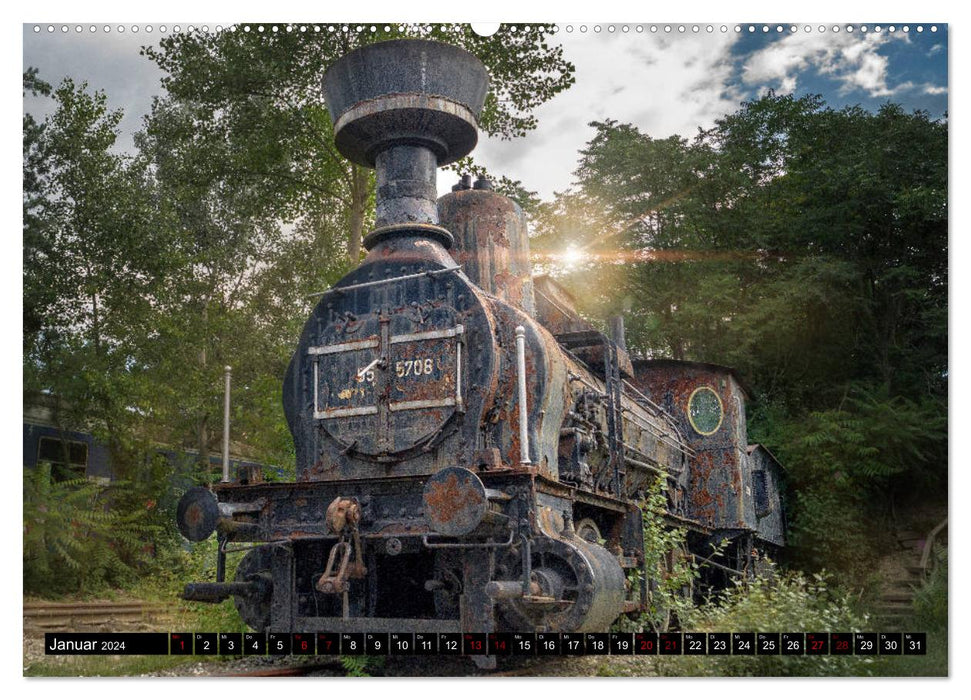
23,397,283,484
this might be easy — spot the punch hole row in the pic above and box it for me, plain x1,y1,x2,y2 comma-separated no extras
31,23,942,35
30,24,526,35
559,24,938,34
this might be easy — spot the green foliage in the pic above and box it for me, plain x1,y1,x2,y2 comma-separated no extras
784,489,873,579
141,23,573,264
23,74,163,450
774,385,946,576
339,655,374,677
25,654,194,678
662,571,872,676
780,386,946,486
538,93,947,579
912,547,947,632
542,98,946,404
23,465,162,594
637,478,699,631
612,478,718,633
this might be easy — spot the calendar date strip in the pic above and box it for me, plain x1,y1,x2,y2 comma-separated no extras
46,631,928,656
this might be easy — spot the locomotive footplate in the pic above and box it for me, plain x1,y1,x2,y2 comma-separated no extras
179,468,642,670
181,475,523,645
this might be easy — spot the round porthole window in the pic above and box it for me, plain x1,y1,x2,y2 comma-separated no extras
688,386,723,435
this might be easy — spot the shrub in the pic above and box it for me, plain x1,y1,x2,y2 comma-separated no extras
613,478,700,633
912,546,947,632
23,464,162,595
661,570,873,676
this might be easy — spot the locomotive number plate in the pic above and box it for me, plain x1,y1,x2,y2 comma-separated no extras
308,316,464,455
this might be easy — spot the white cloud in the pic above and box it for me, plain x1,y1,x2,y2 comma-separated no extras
845,51,893,95
924,84,948,95
474,31,743,199
741,30,909,98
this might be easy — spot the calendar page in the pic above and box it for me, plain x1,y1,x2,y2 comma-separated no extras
20,6,950,686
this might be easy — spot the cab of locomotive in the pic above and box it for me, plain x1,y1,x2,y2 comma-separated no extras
629,360,784,550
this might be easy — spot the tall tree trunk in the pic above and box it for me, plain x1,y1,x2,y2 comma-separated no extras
91,282,125,477
198,302,210,475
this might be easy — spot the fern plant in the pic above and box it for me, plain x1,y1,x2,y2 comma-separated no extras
340,656,371,678
23,464,162,594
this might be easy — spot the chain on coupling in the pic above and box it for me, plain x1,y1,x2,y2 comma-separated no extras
316,497,367,595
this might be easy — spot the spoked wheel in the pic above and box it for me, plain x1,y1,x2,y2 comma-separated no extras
575,518,602,544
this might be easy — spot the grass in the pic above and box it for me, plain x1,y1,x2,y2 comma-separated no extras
23,602,249,677
24,540,253,677
25,654,197,678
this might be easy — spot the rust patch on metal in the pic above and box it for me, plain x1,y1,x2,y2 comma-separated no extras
422,467,488,536
424,472,478,522
325,497,361,533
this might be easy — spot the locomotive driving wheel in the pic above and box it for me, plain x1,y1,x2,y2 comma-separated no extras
575,518,603,544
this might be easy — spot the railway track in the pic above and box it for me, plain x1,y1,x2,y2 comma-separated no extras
227,661,345,677
227,656,565,677
23,600,175,632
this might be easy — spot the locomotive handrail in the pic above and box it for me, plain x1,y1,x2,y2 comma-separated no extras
567,371,694,458
620,380,695,458
621,379,675,424
620,406,696,459
622,443,683,477
307,264,462,298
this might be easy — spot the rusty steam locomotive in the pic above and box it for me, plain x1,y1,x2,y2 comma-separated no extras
176,39,785,664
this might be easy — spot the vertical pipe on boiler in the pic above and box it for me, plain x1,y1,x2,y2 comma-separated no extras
515,326,531,465
609,314,627,353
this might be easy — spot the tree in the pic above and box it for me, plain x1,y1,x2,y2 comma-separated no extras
23,69,52,346
538,95,947,576
23,73,168,472
544,97,946,407
141,23,575,263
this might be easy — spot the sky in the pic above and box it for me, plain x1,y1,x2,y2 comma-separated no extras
478,23,947,198
22,21,948,201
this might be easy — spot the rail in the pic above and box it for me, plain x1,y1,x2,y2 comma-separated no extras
23,600,175,632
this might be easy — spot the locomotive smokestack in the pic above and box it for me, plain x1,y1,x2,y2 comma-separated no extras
321,40,490,251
